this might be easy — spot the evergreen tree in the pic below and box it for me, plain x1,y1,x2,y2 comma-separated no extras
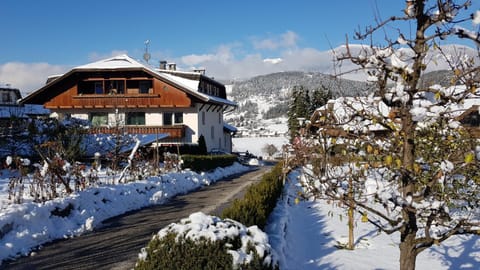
197,135,207,155
287,85,311,141
310,86,332,114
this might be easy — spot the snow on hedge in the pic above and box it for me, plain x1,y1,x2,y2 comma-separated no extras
138,212,276,268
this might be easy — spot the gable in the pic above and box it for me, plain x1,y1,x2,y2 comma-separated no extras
22,69,196,109
21,55,236,111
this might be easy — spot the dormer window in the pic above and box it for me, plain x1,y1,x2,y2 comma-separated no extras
2,92,12,103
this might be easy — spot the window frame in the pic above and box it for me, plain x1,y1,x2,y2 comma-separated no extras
174,112,183,124
163,112,173,125
126,112,146,125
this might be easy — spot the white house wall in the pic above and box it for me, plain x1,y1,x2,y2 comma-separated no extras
67,104,229,152
183,109,198,144
196,104,225,152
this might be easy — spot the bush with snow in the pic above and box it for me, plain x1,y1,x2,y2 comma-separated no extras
135,212,278,270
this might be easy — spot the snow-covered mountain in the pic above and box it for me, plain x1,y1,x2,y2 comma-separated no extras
223,44,479,136
224,71,371,136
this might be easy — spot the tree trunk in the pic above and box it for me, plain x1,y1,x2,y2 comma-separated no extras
399,208,418,270
399,232,417,270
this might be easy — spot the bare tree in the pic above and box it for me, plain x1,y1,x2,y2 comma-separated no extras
262,144,279,158
301,1,480,269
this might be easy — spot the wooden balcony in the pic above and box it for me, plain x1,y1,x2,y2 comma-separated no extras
90,125,185,139
71,94,161,108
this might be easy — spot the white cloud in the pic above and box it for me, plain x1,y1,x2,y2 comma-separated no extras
181,54,215,66
0,62,68,96
263,58,283,64
178,45,340,80
252,30,299,50
281,31,299,48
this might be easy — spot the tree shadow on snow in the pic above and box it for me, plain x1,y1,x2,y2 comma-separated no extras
426,234,480,269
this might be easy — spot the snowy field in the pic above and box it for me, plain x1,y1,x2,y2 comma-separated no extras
232,136,289,158
1,136,479,268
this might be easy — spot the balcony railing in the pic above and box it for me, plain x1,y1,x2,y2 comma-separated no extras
72,94,160,108
90,125,185,139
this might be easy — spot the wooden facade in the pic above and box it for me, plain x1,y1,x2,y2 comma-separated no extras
20,55,236,148
42,71,192,110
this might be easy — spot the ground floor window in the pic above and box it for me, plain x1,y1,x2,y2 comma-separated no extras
163,112,172,125
174,112,183,124
126,112,145,125
89,112,108,126
163,112,183,125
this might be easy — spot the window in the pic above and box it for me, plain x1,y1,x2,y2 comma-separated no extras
218,113,221,124
164,112,183,125
139,81,152,94
126,112,145,125
211,126,215,139
94,82,103,94
163,112,173,125
78,81,102,95
106,80,125,94
126,80,152,94
89,113,108,126
174,112,183,124
2,93,11,103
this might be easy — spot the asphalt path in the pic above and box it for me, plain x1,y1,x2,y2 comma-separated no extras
2,165,272,270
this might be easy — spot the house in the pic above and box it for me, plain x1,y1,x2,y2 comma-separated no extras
308,96,393,138
0,84,50,126
20,55,237,154
0,84,51,158
453,95,480,138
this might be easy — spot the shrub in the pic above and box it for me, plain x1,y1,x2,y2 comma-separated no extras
135,212,278,270
135,233,234,270
182,154,238,172
221,162,284,229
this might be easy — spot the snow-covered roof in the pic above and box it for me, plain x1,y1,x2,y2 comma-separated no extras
223,123,238,133
22,54,236,108
0,104,50,119
75,55,146,70
0,83,17,89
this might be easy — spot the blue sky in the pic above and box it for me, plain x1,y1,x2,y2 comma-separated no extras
1,0,479,93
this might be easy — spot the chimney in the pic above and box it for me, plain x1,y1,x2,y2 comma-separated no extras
168,63,176,71
193,68,206,75
159,60,167,70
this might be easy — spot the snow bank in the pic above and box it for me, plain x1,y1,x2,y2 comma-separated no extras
0,162,250,264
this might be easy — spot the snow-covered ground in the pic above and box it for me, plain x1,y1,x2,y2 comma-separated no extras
233,135,288,158
266,169,480,270
0,163,251,265
1,136,479,268
230,117,289,156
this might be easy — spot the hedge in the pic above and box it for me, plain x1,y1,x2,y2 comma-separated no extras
181,154,238,172
221,162,284,229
